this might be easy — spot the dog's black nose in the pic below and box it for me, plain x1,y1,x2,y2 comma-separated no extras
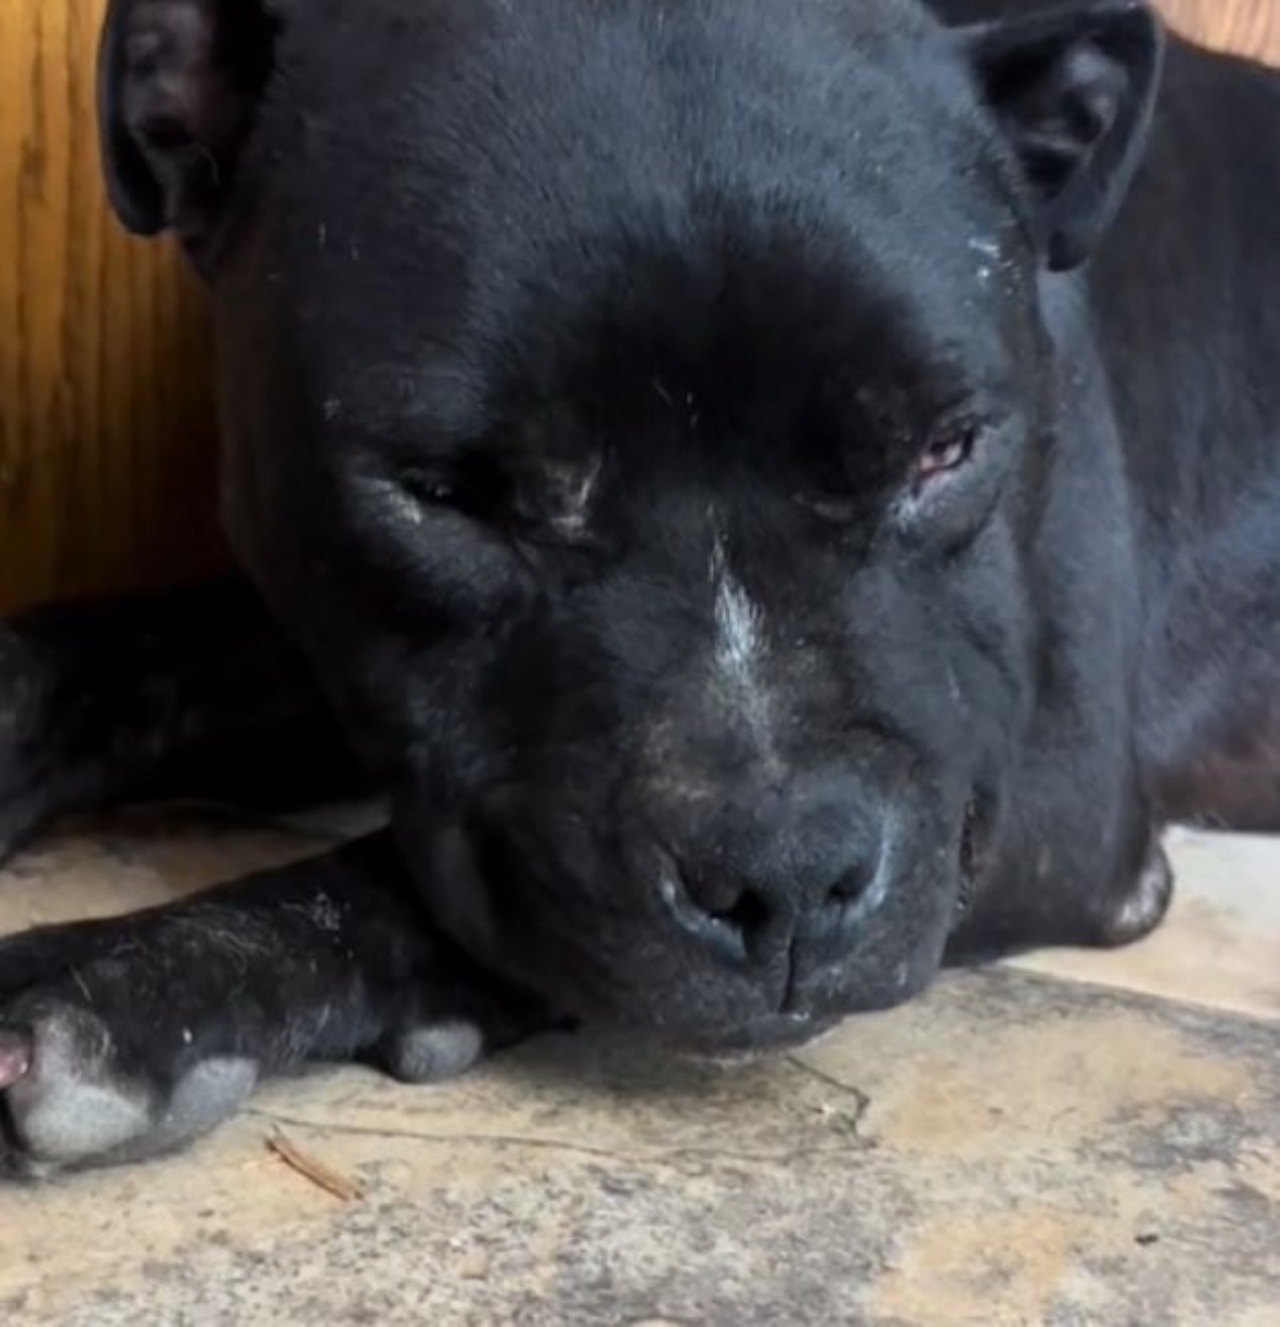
656,770,888,967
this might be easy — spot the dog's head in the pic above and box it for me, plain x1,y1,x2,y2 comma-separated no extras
98,0,1162,1051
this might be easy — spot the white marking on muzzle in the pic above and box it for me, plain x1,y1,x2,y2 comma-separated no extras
710,539,777,760
547,458,601,539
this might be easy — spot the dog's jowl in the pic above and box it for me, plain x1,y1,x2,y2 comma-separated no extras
0,0,1278,1174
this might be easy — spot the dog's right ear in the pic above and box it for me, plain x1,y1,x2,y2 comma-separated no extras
97,0,279,236
959,0,1164,271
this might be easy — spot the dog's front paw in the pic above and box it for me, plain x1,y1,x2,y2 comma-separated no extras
0,1006,259,1179
0,899,549,1179
0,927,263,1178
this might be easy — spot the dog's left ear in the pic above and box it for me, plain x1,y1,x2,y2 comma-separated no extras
962,0,1165,271
97,0,279,238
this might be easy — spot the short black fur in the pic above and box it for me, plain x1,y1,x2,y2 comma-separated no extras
0,0,1277,1174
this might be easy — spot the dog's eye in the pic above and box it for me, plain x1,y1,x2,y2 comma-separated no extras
914,423,978,484
403,472,457,507
400,459,509,522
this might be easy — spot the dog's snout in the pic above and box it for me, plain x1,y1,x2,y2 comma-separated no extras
656,770,889,967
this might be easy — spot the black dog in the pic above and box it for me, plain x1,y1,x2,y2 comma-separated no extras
0,0,1276,1175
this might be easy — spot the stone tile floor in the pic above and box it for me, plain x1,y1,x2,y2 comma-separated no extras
0,809,1276,1326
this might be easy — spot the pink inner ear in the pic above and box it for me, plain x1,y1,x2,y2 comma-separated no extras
0,1031,33,1087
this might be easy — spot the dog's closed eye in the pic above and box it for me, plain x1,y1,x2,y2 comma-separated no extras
398,457,511,525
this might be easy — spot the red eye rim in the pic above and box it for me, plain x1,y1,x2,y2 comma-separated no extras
914,423,979,484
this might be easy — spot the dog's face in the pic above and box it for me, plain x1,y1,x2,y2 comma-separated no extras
99,0,1162,1051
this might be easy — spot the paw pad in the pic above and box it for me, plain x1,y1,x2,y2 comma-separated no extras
382,1020,485,1083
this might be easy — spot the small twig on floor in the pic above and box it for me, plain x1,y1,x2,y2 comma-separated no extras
266,1128,365,1202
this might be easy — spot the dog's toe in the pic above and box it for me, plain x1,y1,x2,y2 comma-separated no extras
379,1019,486,1084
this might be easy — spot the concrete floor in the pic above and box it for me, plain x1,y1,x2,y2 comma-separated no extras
0,810,1276,1326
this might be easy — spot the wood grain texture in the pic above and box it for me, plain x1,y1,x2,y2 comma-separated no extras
1161,0,1280,60
2,0,1278,613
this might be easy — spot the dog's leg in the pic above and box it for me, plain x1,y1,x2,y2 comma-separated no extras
0,578,359,860
0,833,547,1177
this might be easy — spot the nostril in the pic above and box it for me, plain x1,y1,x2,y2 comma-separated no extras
824,865,873,909
660,859,775,963
708,888,772,940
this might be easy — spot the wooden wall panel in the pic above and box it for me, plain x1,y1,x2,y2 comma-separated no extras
1161,0,1280,60
1,0,1278,615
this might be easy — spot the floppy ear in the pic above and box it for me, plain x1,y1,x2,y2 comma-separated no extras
962,0,1165,271
96,0,278,236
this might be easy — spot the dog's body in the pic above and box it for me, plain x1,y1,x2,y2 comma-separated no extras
0,0,1276,1174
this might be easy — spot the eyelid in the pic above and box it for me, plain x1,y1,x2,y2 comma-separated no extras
891,418,1010,537
400,464,461,505
928,406,993,441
